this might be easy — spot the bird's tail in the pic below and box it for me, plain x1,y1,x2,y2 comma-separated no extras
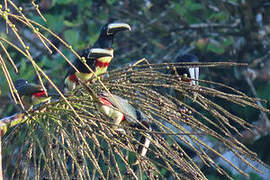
133,115,152,165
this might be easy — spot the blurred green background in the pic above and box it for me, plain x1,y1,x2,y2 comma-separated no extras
1,0,270,179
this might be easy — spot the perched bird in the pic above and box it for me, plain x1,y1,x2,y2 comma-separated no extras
91,21,131,49
64,48,114,91
171,54,200,112
14,79,51,110
97,92,151,165
77,49,151,163
173,54,199,86
64,21,131,92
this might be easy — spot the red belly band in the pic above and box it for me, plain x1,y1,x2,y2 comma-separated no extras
95,60,110,68
32,91,46,97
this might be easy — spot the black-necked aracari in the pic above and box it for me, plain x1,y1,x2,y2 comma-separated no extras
91,22,131,49
14,79,51,110
97,92,151,165
64,22,131,92
173,54,199,86
64,48,113,92
172,54,200,112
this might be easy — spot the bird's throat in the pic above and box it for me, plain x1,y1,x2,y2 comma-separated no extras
94,56,113,75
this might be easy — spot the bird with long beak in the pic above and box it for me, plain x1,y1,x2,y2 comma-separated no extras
64,48,114,91
64,21,131,92
173,54,199,86
83,75,152,165
14,79,51,110
97,92,152,165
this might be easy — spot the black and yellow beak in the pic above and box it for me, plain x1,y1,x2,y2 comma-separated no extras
87,48,114,59
107,23,131,35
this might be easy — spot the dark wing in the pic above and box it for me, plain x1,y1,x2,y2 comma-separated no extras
17,83,43,96
66,49,96,76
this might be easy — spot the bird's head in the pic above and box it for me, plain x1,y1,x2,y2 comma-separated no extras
95,21,131,48
14,79,44,96
14,79,29,96
174,54,199,86
14,79,28,91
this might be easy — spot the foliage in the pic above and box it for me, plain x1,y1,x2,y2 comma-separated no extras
1,0,270,179
2,61,268,179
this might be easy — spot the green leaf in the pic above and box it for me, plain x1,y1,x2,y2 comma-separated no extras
19,60,35,81
64,30,80,48
188,2,203,11
63,20,78,27
106,0,118,5
173,2,185,16
223,37,234,47
56,0,74,4
89,33,99,46
31,16,46,26
45,14,64,32
186,14,200,24
207,43,225,54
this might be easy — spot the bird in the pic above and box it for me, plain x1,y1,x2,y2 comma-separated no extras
64,48,114,91
74,49,152,164
170,54,200,112
14,79,51,110
97,92,152,165
64,21,131,92
172,54,199,86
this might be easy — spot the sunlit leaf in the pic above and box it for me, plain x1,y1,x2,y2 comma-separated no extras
207,43,225,54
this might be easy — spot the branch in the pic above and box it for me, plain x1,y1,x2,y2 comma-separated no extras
192,73,270,177
0,135,2,180
0,113,26,136
171,22,240,31
242,74,270,141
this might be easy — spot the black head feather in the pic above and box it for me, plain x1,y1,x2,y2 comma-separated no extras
174,54,199,78
92,21,131,49
14,79,28,90
175,54,199,63
14,79,43,96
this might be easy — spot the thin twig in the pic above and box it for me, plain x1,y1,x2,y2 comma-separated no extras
0,134,2,180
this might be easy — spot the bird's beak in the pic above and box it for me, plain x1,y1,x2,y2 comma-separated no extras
189,67,199,86
87,48,113,58
107,23,131,35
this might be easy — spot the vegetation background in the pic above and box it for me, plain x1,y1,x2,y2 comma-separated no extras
1,0,270,179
